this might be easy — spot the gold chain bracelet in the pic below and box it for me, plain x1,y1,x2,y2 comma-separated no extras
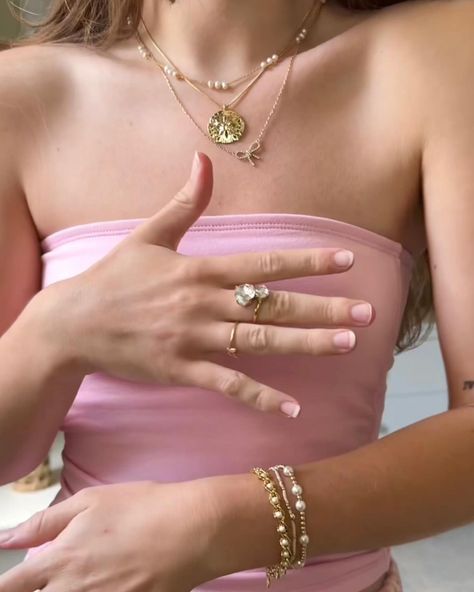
250,467,294,587
269,466,298,564
271,464,309,568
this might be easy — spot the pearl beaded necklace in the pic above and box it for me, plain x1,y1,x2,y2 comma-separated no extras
130,0,325,161
131,0,321,93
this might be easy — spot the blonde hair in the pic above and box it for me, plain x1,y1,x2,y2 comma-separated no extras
6,0,435,353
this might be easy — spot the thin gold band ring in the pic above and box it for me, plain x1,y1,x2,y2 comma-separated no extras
253,298,265,323
226,321,240,357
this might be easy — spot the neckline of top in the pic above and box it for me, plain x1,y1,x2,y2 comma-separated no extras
40,212,416,267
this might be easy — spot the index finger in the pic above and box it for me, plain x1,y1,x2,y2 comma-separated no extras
202,247,354,285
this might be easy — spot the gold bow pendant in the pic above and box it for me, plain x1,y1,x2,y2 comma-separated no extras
236,140,262,166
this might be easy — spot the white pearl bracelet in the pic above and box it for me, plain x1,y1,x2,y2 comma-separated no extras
270,464,309,568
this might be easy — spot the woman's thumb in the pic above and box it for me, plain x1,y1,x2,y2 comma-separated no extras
132,151,213,250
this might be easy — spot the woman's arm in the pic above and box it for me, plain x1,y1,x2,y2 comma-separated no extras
203,1,474,578
208,405,474,576
0,47,87,483
0,300,86,484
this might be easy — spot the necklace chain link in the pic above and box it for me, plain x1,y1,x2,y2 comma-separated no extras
132,0,325,165
138,0,319,93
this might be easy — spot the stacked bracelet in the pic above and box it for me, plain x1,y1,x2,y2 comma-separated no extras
271,464,309,568
269,466,297,564
250,464,309,587
250,467,293,587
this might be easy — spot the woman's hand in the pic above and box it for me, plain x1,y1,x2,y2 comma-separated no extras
35,151,374,417
0,479,222,592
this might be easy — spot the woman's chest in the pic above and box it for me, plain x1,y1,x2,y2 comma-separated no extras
25,33,425,254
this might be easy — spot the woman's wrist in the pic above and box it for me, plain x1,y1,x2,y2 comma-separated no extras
18,282,93,379
200,471,283,580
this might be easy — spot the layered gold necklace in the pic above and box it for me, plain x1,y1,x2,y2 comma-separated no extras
129,0,326,165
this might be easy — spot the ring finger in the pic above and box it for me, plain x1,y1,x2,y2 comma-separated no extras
198,322,357,356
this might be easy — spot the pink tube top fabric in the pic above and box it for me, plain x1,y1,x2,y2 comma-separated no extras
24,213,414,592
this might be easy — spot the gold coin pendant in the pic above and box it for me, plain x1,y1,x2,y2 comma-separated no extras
208,108,246,144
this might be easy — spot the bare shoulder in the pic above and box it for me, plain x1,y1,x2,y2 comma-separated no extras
0,42,93,134
366,0,474,45
0,43,78,332
357,0,474,144
0,43,66,106
0,41,107,202
0,43,69,168
367,0,474,83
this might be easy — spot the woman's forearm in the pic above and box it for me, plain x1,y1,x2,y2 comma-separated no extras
206,404,474,577
0,289,86,484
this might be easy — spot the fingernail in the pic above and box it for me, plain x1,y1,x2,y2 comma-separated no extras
191,150,201,178
280,401,301,418
350,303,372,323
333,250,354,267
333,330,356,349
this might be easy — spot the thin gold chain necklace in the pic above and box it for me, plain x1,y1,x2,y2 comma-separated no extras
141,39,298,166
133,0,325,166
137,0,317,93
133,0,322,145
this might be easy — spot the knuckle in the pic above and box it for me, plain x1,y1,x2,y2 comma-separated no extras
170,286,200,313
247,325,269,351
253,387,269,412
177,258,204,282
319,299,338,324
162,361,185,384
148,298,197,343
219,370,247,398
304,330,322,354
173,185,195,207
75,486,96,503
169,288,212,323
155,324,185,354
303,251,320,272
258,251,283,275
26,510,47,535
52,541,76,562
270,291,291,319
53,543,88,573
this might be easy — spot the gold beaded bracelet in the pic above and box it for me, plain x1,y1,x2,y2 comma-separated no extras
271,464,309,568
250,467,294,587
269,466,297,564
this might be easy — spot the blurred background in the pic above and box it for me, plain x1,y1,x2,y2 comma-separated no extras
1,1,473,590
0,1,20,46
0,0,43,46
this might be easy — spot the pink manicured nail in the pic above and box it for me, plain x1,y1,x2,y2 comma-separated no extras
280,401,301,418
333,331,356,349
351,303,372,323
333,250,354,267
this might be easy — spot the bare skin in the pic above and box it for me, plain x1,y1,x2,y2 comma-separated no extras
22,1,426,256
3,0,474,589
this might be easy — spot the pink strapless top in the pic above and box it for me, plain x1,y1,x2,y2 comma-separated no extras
25,213,415,592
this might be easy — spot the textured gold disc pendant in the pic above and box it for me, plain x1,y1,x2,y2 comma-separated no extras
208,108,246,144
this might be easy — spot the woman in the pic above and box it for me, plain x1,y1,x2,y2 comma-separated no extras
0,0,473,590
